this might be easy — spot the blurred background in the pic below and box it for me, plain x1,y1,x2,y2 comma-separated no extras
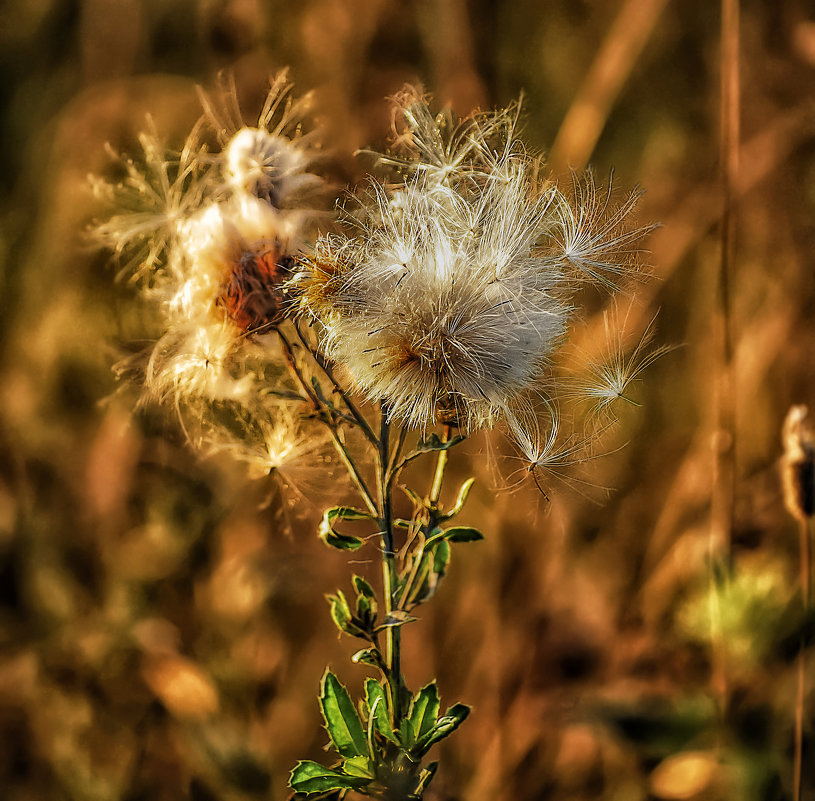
2,0,815,799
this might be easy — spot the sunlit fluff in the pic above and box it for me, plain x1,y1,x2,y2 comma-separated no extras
90,119,210,283
202,408,327,489
300,156,571,430
293,89,656,471
171,194,303,330
140,194,300,406
566,311,672,419
199,70,324,207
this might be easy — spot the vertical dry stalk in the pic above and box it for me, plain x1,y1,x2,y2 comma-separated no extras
549,0,669,173
708,0,740,743
783,406,815,801
712,0,739,556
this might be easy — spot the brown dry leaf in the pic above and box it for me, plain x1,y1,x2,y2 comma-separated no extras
142,655,219,721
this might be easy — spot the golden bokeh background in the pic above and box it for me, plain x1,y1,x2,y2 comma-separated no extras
2,1,815,799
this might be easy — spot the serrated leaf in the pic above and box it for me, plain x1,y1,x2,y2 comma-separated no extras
342,755,374,779
413,703,470,756
320,671,368,758
365,679,398,743
439,477,475,521
289,761,369,794
443,526,485,543
319,507,372,551
409,682,440,741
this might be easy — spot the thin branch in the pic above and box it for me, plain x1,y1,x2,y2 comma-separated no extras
277,327,378,516
293,319,379,445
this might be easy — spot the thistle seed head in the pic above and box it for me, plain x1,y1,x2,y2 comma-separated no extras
302,158,570,431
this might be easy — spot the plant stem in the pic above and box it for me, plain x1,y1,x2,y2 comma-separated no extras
378,407,403,723
429,425,453,506
794,516,811,801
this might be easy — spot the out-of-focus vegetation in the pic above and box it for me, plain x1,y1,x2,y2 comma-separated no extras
2,1,815,799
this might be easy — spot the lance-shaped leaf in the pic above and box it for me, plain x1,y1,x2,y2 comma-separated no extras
374,610,417,632
409,682,440,742
442,526,485,543
351,648,381,667
413,761,439,797
320,670,368,758
319,507,373,551
365,678,398,743
327,591,367,639
439,477,475,521
353,575,378,625
416,433,466,454
413,703,471,757
289,761,370,794
399,717,415,750
397,434,466,472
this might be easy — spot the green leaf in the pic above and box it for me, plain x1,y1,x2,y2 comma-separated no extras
439,477,475,521
416,433,466,454
374,610,417,632
365,679,398,743
320,670,368,758
399,717,415,750
443,526,485,543
404,551,434,606
342,756,374,779
319,507,372,551
353,575,377,625
289,761,369,794
397,435,467,474
409,682,440,742
414,761,439,796
327,592,366,639
351,648,380,667
433,541,450,578
353,575,376,598
413,703,470,756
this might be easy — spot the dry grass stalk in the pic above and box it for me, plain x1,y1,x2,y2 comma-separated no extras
783,405,815,801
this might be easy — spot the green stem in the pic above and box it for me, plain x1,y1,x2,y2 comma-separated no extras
378,407,403,723
429,425,452,507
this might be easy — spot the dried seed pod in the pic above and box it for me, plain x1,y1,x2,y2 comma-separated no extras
782,405,815,522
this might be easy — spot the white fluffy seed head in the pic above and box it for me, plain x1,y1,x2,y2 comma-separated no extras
223,127,322,206
199,70,325,208
303,156,571,430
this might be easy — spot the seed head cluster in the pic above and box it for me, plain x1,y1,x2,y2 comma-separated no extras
94,77,658,481
294,90,655,450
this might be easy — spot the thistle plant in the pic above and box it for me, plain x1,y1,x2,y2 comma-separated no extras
92,75,658,800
